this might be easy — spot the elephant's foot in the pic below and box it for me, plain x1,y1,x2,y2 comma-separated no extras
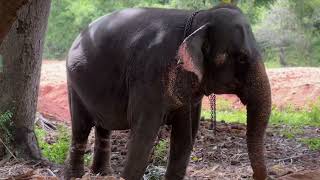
252,167,267,180
63,164,85,180
165,174,184,180
91,165,113,176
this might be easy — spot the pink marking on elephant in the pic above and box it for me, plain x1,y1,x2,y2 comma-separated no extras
177,42,202,81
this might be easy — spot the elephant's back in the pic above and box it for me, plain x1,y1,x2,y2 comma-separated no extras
85,8,190,60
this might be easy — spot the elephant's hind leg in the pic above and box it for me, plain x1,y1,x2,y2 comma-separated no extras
64,88,94,179
91,126,113,175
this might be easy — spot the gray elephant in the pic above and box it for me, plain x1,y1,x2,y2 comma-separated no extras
65,4,271,180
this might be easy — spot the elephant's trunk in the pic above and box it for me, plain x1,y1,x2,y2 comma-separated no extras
245,61,271,180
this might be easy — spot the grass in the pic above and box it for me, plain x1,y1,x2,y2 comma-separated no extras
35,125,70,164
153,139,169,166
300,138,320,151
84,153,93,166
202,98,247,124
280,127,304,139
264,60,282,68
201,99,320,127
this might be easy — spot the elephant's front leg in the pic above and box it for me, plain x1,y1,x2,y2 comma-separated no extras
165,103,201,180
121,94,164,180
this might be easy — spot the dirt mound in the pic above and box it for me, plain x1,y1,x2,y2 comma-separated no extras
38,60,320,122
38,84,69,121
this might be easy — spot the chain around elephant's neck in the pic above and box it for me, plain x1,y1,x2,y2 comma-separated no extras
183,10,217,134
183,11,202,38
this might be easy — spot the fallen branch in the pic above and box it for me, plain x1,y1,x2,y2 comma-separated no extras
274,152,318,163
0,137,17,160
35,113,57,131
45,168,56,177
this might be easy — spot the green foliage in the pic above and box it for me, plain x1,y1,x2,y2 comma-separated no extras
300,138,320,151
201,98,247,123
84,153,93,166
270,102,320,127
280,127,303,139
254,0,320,67
44,0,320,67
35,125,71,164
202,108,247,124
153,139,169,166
44,0,103,59
239,0,268,24
0,111,14,144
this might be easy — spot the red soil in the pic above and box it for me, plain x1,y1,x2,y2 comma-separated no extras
38,60,320,122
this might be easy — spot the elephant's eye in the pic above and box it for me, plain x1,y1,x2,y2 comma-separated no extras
238,55,247,64
238,50,249,64
215,53,227,66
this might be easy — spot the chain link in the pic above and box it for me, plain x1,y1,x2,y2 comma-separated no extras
183,11,203,38
209,94,217,135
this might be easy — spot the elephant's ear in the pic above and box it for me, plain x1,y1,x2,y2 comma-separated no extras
177,23,210,82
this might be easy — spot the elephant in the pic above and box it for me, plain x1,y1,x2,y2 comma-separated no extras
65,4,271,180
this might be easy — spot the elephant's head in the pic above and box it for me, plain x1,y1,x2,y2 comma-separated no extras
177,5,272,180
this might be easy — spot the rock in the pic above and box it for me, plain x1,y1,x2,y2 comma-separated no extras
269,164,293,177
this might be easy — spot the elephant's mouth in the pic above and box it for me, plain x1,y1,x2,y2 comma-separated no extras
203,81,242,96
203,86,235,96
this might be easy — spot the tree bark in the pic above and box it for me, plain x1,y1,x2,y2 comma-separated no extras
0,0,51,160
279,47,287,67
0,0,30,45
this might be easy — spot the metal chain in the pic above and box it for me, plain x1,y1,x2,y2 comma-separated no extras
183,11,202,38
209,94,217,135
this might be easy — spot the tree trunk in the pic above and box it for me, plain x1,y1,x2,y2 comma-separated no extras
0,0,30,45
0,0,51,160
279,47,287,67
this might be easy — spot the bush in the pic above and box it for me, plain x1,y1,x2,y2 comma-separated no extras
153,139,169,166
0,111,14,144
36,125,71,164
300,138,320,151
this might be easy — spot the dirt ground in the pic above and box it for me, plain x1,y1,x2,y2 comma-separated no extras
1,60,320,179
1,121,319,179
